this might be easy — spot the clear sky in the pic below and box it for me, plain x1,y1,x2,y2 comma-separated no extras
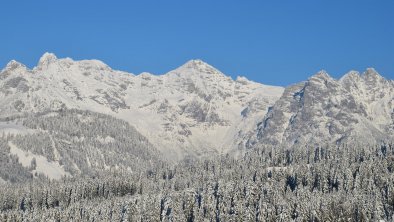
0,1,393,86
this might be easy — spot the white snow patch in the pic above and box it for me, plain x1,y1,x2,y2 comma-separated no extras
266,166,288,171
8,141,70,180
96,135,115,144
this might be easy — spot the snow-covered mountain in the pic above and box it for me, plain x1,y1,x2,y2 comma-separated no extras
0,53,284,160
2,53,393,163
246,69,394,149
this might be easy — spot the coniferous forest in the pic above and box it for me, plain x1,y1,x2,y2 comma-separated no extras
1,136,393,221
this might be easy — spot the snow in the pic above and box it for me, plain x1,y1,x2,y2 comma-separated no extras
0,121,36,135
250,69,394,149
1,52,393,161
340,69,394,129
8,141,70,180
1,52,283,160
96,135,115,144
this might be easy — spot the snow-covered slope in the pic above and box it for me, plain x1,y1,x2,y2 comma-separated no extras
247,69,394,149
8,141,70,180
0,53,284,160
4,53,391,163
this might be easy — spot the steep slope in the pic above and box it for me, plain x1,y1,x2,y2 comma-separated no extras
122,60,284,159
0,53,284,160
0,109,162,182
247,69,394,149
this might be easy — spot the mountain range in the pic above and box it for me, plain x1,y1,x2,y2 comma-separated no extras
0,53,393,180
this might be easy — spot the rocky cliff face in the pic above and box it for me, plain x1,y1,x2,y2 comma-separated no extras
247,69,394,149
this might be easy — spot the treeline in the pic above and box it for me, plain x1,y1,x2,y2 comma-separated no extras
1,142,393,221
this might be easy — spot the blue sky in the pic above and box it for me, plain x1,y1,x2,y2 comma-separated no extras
0,1,393,86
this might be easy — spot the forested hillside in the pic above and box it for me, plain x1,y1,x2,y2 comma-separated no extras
1,142,393,221
0,109,162,182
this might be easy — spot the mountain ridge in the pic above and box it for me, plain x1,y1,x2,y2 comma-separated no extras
4,52,391,86
0,53,284,161
1,53,393,159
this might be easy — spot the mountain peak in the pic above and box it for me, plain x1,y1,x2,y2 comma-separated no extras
343,70,360,77
169,59,226,78
37,52,58,68
181,59,211,69
362,68,383,80
340,70,361,82
310,70,332,81
365,67,377,74
4,60,26,71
